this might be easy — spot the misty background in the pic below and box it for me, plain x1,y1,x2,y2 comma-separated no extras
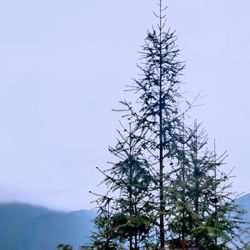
0,0,249,211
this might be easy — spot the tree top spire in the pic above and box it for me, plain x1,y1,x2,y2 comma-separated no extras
153,0,168,32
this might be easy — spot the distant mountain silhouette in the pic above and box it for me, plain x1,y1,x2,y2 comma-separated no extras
237,193,250,221
236,193,250,242
0,196,249,250
0,202,95,250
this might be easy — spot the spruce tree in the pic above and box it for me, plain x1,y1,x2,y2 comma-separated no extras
167,121,249,249
120,1,187,247
90,124,155,249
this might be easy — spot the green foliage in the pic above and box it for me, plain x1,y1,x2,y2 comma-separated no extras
166,122,249,249
110,213,152,237
57,244,73,250
89,125,156,249
90,214,121,250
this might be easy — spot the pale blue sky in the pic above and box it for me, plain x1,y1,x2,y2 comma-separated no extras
0,0,249,211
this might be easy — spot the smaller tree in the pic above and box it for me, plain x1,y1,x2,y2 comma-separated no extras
90,124,156,249
166,121,249,249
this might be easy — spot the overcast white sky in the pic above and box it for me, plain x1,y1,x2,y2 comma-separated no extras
0,0,250,211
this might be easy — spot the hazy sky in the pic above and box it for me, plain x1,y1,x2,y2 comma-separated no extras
0,0,250,211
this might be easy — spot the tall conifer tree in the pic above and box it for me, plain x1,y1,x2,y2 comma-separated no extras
121,1,186,247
